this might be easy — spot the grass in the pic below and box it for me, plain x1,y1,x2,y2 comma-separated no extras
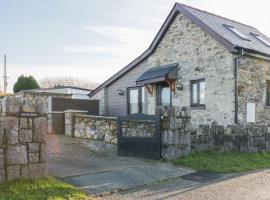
0,176,92,200
172,150,270,173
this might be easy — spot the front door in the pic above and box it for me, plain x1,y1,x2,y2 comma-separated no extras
156,83,172,107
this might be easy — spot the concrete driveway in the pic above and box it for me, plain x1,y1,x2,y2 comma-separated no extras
47,134,194,195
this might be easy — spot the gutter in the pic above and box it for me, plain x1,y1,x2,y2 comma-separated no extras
234,49,245,124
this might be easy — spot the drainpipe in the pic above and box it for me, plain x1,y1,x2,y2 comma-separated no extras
234,49,245,124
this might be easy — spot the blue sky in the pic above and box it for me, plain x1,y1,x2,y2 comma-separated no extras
0,0,270,92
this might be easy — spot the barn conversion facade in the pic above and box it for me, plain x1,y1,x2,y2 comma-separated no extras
89,3,270,129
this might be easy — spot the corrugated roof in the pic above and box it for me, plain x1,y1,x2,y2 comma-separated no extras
89,2,270,97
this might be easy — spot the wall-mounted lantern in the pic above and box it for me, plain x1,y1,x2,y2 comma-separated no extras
117,89,124,96
176,83,184,90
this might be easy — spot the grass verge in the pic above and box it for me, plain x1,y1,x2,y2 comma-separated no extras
0,176,92,200
172,150,270,173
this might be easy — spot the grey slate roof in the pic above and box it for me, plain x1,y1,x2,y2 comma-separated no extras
182,4,270,56
136,63,178,83
89,2,270,97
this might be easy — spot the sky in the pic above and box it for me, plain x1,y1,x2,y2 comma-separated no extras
0,0,270,92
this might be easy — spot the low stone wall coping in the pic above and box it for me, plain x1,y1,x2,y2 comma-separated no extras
46,111,64,114
64,110,88,113
74,114,117,120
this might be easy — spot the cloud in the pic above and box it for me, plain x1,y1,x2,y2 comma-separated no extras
131,0,173,11
60,46,117,54
83,25,154,46
60,25,155,59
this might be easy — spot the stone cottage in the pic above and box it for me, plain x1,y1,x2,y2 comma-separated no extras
89,3,270,128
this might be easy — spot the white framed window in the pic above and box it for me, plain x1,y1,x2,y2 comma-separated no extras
250,32,270,47
223,24,250,41
127,87,145,114
191,79,206,108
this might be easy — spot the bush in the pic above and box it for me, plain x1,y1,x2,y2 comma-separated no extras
13,75,40,93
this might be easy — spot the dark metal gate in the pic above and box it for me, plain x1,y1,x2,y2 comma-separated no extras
117,113,161,159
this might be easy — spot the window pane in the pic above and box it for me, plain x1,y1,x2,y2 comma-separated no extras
199,81,205,104
129,89,139,114
267,81,270,105
192,83,198,104
161,86,171,106
141,87,145,113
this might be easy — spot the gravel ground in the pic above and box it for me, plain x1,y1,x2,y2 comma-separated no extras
102,170,270,200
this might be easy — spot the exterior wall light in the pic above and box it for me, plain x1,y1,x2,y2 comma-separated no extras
176,84,184,90
117,89,124,95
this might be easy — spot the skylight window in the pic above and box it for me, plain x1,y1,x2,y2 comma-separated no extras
250,32,270,47
223,24,250,41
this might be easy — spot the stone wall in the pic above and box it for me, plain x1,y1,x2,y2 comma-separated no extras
5,92,72,114
89,11,270,128
0,96,48,182
73,115,117,144
237,56,270,124
121,120,155,137
64,110,88,136
0,114,47,182
72,113,158,144
68,105,270,160
147,13,235,128
3,94,48,114
96,12,235,127
192,123,270,153
160,107,270,160
157,107,192,160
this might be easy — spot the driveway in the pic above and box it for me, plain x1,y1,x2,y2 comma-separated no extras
47,134,194,195
48,134,154,177
48,135,270,199
104,170,270,200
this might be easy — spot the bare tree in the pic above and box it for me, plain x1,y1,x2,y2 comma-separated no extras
40,76,99,90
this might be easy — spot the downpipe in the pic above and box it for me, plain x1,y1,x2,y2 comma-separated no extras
234,49,245,124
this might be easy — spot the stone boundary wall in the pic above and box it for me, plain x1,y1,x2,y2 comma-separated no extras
72,114,118,144
67,106,270,160
0,96,48,182
64,110,88,136
159,107,270,160
71,114,157,144
121,120,155,138
192,123,270,153
3,95,48,114
156,107,191,160
0,114,47,182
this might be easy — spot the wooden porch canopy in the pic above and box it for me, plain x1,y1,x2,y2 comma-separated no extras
136,63,178,96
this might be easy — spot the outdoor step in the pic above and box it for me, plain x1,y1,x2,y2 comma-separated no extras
62,163,194,195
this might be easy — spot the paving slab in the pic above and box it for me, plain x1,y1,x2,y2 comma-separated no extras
62,163,194,195
48,134,155,178
47,134,194,195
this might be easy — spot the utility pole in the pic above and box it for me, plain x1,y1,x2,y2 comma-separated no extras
3,55,7,94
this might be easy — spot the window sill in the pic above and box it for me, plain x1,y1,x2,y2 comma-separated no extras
191,105,206,110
